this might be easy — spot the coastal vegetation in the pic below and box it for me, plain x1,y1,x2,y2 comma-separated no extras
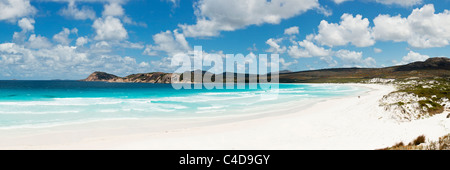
382,134,450,150
377,77,449,121
398,78,449,116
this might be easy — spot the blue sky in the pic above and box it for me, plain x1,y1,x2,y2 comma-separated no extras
0,0,449,79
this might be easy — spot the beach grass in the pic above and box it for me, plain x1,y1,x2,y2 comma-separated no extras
382,134,450,150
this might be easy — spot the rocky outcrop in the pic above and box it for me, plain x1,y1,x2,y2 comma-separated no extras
124,72,173,83
82,72,120,82
82,72,174,84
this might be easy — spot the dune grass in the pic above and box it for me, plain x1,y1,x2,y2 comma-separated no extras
381,134,450,150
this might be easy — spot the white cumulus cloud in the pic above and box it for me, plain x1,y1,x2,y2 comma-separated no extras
279,58,298,69
375,0,422,7
266,38,287,54
0,0,36,21
53,28,77,45
314,14,375,47
75,37,88,46
13,18,35,43
93,16,128,41
28,34,52,49
373,4,450,48
144,30,190,57
373,48,382,53
332,0,422,7
288,39,331,58
0,42,150,79
332,0,352,4
102,2,124,17
284,26,299,35
396,51,429,65
335,49,376,67
179,0,320,37
59,1,96,20
17,18,35,32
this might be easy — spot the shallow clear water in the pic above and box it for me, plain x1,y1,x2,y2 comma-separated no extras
0,81,367,128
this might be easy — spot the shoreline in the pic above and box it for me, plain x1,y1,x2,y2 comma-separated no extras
0,83,448,149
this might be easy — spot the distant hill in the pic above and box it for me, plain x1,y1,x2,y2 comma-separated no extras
278,57,450,83
82,71,172,83
394,57,450,71
83,72,119,81
82,57,450,83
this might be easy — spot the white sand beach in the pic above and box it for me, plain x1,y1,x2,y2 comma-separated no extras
0,84,449,150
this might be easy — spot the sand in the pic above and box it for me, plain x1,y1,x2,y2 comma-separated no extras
0,84,449,150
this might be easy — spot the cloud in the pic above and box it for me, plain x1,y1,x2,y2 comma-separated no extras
102,2,124,17
166,0,179,8
309,4,450,49
0,0,151,79
119,41,144,49
279,58,298,69
144,30,190,56
265,38,286,54
0,42,150,79
93,16,128,41
332,0,352,4
287,45,309,58
314,13,375,47
179,0,320,37
53,28,77,45
0,0,36,21
91,2,131,41
98,1,147,27
373,14,410,42
396,51,429,65
59,1,97,20
332,0,422,7
143,45,157,56
247,43,258,52
122,16,147,27
13,18,35,43
28,34,52,49
335,49,376,67
373,4,450,48
284,26,299,35
316,6,332,17
40,0,126,3
76,37,89,46
310,4,450,49
288,39,331,58
17,18,35,32
373,48,382,53
375,0,422,7
320,55,338,67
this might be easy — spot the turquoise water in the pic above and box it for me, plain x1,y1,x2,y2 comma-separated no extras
0,81,366,128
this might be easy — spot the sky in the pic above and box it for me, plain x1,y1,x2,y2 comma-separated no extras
0,0,449,79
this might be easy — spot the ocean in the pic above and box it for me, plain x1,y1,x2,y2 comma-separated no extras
0,81,367,128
